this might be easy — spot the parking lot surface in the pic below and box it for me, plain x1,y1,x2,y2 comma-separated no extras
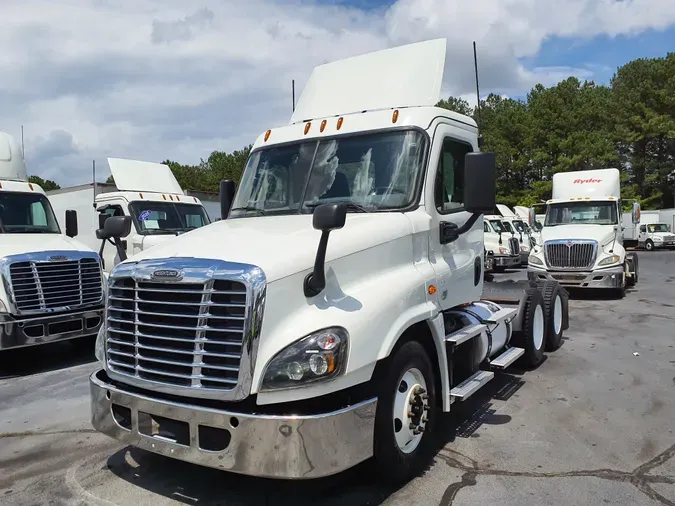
1,251,674,505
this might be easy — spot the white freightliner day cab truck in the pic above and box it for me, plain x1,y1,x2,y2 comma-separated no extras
0,132,105,352
528,168,640,297
48,158,211,274
89,39,570,483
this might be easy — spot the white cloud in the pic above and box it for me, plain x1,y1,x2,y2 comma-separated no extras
1,0,674,185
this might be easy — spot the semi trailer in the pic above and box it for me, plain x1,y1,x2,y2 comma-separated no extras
89,39,570,483
0,131,105,351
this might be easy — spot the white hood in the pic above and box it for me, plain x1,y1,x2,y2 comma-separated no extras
0,234,95,258
123,213,414,283
541,224,617,247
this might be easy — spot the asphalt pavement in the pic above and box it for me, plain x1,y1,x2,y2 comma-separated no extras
1,251,674,505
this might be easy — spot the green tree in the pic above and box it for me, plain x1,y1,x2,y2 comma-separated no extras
28,175,60,191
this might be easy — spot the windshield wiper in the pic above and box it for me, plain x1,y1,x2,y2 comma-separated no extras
305,201,370,213
230,206,266,215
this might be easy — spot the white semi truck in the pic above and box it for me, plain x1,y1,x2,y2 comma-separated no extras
49,158,211,273
528,168,640,297
0,132,105,351
89,39,569,483
621,209,675,250
483,214,520,272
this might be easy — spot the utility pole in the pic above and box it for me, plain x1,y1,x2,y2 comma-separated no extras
292,80,296,112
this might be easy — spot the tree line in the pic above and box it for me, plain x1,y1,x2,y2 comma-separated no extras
38,52,675,210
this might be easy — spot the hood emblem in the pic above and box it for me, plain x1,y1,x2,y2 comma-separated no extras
151,268,183,281
48,255,68,261
566,241,573,248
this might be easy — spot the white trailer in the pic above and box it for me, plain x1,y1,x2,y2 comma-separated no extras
88,39,569,484
528,168,640,297
0,132,105,351
48,159,212,273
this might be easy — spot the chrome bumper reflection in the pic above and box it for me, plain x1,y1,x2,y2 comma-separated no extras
528,266,624,288
90,370,377,479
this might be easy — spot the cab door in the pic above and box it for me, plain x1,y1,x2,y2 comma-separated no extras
425,122,483,311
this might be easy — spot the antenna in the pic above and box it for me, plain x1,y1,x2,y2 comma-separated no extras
92,160,96,208
21,125,25,157
473,41,483,147
292,79,296,112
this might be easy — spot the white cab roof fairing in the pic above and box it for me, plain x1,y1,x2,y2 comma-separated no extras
107,158,184,195
290,38,447,125
0,131,28,181
496,204,516,217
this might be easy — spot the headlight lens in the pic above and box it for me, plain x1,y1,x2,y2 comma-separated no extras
598,254,621,266
529,254,544,266
520,245,528,252
499,247,509,254
261,327,349,391
653,236,663,241
95,324,106,366
0,299,7,313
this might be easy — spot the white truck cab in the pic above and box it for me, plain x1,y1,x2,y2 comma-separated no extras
528,168,639,297
48,158,211,273
637,222,675,250
483,214,520,271
89,39,569,483
0,132,105,351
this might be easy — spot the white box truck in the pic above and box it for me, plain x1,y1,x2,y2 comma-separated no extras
528,168,640,297
622,209,675,250
0,132,105,351
88,39,569,483
48,158,212,273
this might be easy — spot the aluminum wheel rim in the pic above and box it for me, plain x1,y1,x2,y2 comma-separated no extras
393,367,428,454
533,305,544,350
553,295,563,335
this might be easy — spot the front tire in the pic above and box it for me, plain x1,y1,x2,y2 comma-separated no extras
373,341,436,484
514,288,547,367
645,240,654,251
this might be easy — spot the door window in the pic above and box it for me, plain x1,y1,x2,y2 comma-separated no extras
434,137,472,214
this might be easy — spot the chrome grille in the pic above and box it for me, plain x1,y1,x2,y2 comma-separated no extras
545,241,597,269
106,277,247,392
9,258,103,312
508,237,519,255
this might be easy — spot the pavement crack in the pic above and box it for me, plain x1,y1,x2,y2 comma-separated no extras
0,429,97,438
437,443,675,506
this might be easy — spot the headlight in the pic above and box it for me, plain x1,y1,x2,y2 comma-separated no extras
520,245,528,252
499,247,509,254
529,254,544,266
95,324,106,366
598,254,621,266
654,236,663,241
260,327,349,391
0,299,7,314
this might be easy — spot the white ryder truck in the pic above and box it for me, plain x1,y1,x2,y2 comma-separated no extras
528,168,640,297
89,39,569,483
49,158,211,274
0,132,104,351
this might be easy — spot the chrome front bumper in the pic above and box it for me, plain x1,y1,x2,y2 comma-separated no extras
528,265,624,288
90,370,377,479
490,255,520,268
0,308,103,350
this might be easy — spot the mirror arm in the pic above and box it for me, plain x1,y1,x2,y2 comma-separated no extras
304,230,331,297
440,213,481,245
113,238,128,262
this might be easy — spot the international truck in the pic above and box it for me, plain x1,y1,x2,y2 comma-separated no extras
48,158,211,273
528,168,640,297
0,131,105,351
621,209,675,250
483,214,520,272
88,39,570,483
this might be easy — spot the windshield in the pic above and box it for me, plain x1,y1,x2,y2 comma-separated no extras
489,220,505,233
0,191,61,234
502,221,514,233
230,129,427,216
648,224,669,233
545,201,618,226
512,220,527,233
128,201,210,235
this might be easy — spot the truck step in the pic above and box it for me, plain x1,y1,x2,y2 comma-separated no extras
490,347,525,369
450,370,494,402
482,307,518,324
444,324,485,345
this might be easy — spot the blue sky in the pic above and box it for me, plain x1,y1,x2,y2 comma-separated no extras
2,0,675,184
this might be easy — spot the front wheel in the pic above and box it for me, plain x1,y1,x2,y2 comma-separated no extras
373,341,437,484
645,240,654,251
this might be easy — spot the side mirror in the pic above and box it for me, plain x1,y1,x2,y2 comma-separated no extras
463,152,496,214
65,210,78,238
528,207,536,227
304,203,347,298
631,202,641,225
220,179,235,220
96,215,132,266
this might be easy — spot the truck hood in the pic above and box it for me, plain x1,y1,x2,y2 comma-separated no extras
0,234,94,259
122,213,413,283
541,225,618,247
